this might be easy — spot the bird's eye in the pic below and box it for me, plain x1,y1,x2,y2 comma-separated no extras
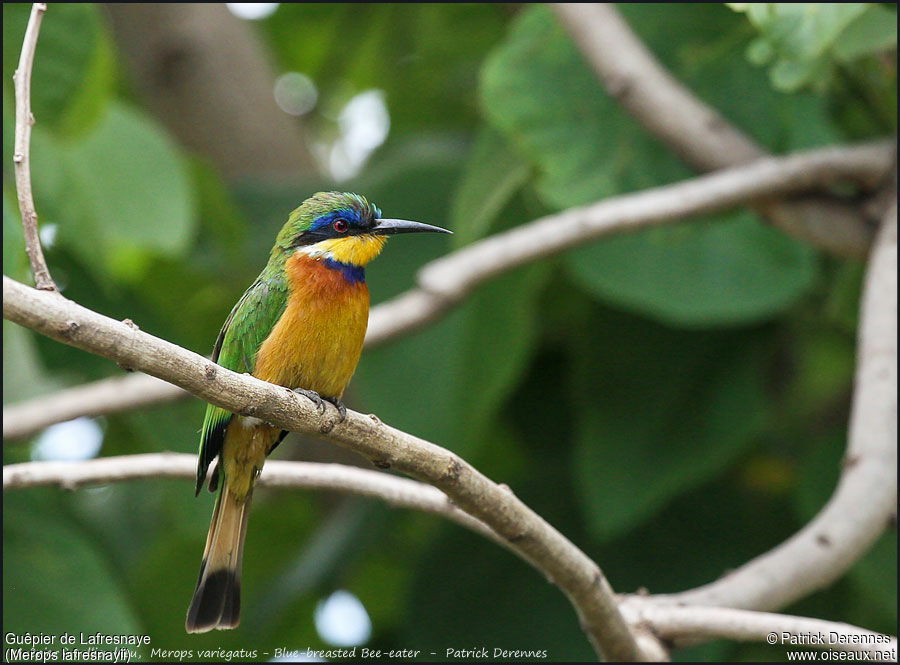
333,219,349,233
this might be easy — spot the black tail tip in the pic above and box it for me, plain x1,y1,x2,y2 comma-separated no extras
186,568,241,633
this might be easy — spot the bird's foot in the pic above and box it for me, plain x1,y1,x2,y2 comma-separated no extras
293,387,326,415
292,388,346,421
322,396,347,423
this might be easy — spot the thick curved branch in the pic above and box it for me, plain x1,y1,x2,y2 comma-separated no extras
662,191,898,612
4,139,893,440
9,453,895,661
620,598,898,660
12,2,55,291
1,277,642,661
551,3,890,259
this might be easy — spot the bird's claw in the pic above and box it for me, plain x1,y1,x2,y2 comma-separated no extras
323,396,348,423
292,389,346,421
293,387,326,415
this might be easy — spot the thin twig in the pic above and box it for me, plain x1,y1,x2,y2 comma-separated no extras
661,190,898,612
3,373,186,440
4,140,893,440
2,453,504,547
12,3,55,291
550,3,886,259
1,276,644,661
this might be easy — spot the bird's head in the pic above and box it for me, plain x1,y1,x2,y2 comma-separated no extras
274,192,451,268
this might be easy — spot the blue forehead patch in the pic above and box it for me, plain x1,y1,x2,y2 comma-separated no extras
310,208,361,231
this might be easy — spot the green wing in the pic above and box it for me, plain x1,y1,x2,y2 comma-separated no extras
194,270,289,495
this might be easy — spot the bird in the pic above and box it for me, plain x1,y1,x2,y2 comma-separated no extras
186,191,450,633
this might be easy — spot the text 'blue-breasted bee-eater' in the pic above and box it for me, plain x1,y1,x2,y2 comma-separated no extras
186,192,450,633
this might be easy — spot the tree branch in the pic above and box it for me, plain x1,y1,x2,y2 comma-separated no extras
8,452,896,660
661,189,898,612
620,598,898,660
2,373,186,440
1,276,644,661
551,3,762,170
2,453,505,547
411,141,892,307
12,2,55,291
4,139,893,441
550,3,891,259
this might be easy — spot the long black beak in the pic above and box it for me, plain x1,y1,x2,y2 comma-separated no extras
372,218,452,236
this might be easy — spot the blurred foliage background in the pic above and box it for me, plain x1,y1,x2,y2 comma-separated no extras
2,3,896,661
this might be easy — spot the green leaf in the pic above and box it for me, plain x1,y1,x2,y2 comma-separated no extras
449,126,530,248
481,3,846,185
482,5,793,208
731,3,894,92
55,103,195,283
55,22,116,139
481,5,644,208
481,5,820,327
566,211,818,327
832,5,898,61
571,308,769,539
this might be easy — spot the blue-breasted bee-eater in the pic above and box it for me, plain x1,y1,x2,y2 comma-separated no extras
186,191,450,633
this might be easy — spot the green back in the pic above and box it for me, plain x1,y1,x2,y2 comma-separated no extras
194,268,289,494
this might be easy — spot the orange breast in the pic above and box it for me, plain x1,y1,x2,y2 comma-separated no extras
253,253,370,399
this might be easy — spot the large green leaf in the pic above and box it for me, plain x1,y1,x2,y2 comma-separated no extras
481,4,797,206
566,210,818,327
43,103,195,284
481,4,821,327
570,307,770,539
